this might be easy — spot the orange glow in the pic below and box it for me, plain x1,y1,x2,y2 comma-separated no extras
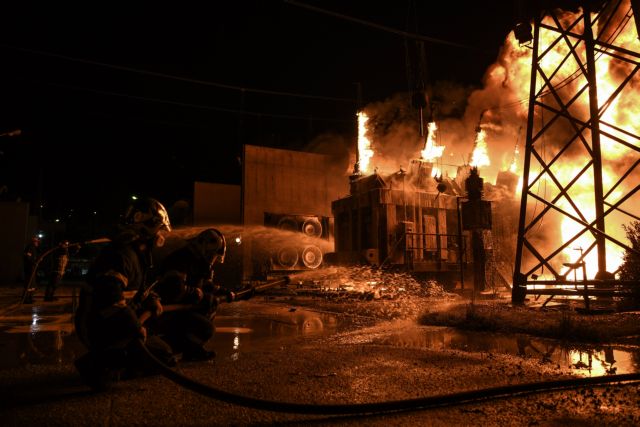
470,128,490,168
421,122,445,162
348,2,636,280
509,142,519,173
357,111,374,174
500,3,639,278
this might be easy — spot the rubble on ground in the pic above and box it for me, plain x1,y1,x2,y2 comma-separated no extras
267,266,459,320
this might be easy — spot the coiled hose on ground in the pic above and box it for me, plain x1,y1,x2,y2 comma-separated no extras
137,339,640,415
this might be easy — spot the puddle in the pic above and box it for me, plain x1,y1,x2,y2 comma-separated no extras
0,302,353,368
0,304,84,368
211,306,353,360
3,300,636,377
378,326,640,376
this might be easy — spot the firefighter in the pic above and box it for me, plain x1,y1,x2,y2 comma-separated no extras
23,236,40,284
74,197,174,390
151,228,234,361
44,241,70,301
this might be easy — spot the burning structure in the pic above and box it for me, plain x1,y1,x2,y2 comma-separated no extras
331,0,640,304
331,110,512,291
195,1,639,305
511,0,640,306
332,161,462,276
331,161,509,290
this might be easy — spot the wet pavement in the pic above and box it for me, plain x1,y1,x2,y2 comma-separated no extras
2,283,640,426
378,327,640,377
0,284,361,369
3,289,638,378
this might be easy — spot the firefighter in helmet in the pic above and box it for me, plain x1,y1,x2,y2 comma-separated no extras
44,240,71,301
151,228,234,361
74,197,174,390
23,236,41,285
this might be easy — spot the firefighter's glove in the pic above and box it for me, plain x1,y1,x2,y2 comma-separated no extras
139,326,147,343
144,297,163,317
152,299,163,317
200,293,218,313
157,271,187,303
226,291,236,303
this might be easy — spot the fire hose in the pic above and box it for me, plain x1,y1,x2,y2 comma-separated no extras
21,238,111,304
136,337,640,415
133,277,640,415
157,275,292,315
69,265,640,415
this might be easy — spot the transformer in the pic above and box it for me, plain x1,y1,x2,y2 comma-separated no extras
331,168,470,286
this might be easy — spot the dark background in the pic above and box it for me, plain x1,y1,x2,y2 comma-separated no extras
0,1,517,230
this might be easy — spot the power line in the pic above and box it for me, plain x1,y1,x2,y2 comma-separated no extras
0,44,356,104
284,0,493,54
43,81,353,123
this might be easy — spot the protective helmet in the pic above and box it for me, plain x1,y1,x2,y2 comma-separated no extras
189,228,226,264
122,197,172,245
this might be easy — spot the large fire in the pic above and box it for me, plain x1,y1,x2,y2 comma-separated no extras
420,121,445,177
356,111,374,174
470,128,490,169
509,141,519,173
511,2,639,279
353,1,639,280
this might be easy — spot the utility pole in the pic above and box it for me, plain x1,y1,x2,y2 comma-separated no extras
353,82,363,175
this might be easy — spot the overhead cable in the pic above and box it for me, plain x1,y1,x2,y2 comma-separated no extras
284,0,492,54
44,82,353,123
0,44,356,103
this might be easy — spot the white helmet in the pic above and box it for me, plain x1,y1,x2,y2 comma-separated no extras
190,228,226,264
122,197,172,245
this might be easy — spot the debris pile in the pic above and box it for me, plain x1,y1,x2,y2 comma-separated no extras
267,266,459,320
311,266,449,298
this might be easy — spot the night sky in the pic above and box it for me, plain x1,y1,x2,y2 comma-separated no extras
0,1,516,226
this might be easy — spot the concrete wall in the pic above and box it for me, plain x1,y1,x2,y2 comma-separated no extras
0,201,30,284
243,144,346,225
242,144,348,279
191,145,350,282
193,182,241,226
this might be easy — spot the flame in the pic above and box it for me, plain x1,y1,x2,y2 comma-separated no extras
421,122,445,161
510,142,519,173
554,165,626,279
345,2,637,279
357,111,374,174
470,128,490,168
500,2,640,278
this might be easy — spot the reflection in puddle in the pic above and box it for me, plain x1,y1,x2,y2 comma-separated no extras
0,305,83,368
379,327,640,376
215,327,253,334
214,308,347,360
0,305,348,368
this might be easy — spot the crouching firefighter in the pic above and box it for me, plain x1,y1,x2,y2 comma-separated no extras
73,197,175,391
149,228,234,362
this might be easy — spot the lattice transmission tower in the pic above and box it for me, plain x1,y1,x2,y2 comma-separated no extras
512,0,640,305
